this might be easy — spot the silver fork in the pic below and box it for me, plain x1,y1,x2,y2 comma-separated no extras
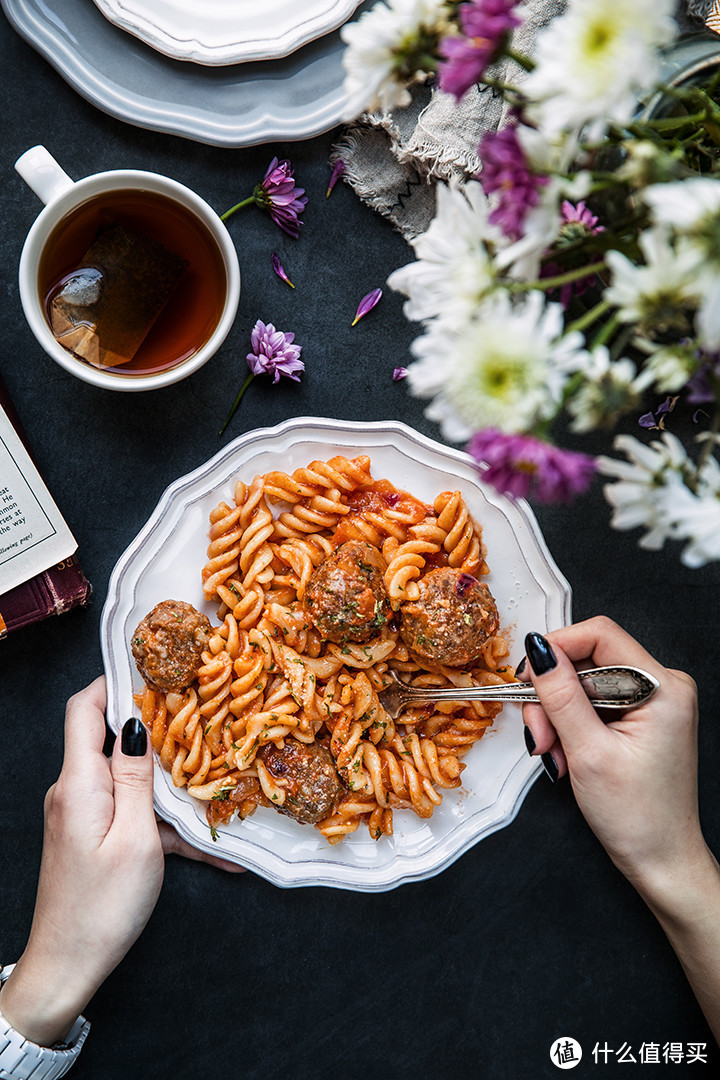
377,666,660,719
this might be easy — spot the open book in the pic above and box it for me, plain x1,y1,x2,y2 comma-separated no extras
0,371,90,637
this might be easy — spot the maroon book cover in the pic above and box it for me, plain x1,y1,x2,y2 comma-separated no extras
0,371,91,638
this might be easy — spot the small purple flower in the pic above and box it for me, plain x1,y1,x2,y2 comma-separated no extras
542,200,606,307
438,0,523,100
478,124,548,240
219,319,304,436
247,319,304,382
271,252,295,289
352,288,382,326
253,157,307,239
393,366,409,381
221,157,307,239
467,429,597,504
327,158,345,198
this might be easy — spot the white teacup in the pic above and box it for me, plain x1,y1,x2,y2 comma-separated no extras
15,146,241,392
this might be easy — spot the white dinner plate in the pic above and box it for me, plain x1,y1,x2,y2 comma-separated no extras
92,0,363,65
101,418,571,891
2,0,373,146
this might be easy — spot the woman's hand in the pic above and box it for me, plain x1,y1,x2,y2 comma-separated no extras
520,615,703,890
0,677,242,1047
520,616,720,1044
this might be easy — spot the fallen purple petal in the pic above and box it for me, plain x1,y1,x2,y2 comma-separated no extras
271,252,295,289
327,158,345,198
352,288,382,326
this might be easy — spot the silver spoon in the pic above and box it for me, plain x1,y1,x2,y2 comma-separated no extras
377,666,660,719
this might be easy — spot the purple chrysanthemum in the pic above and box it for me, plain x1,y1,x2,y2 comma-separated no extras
253,157,307,239
219,319,304,436
438,0,523,100
247,319,304,382
467,428,597,504
478,124,548,240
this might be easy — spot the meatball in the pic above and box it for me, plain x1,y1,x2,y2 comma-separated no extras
302,541,390,644
399,568,499,667
132,599,212,693
257,739,344,825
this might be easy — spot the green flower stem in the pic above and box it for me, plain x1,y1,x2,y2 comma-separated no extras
479,76,523,98
508,261,607,293
591,313,620,350
505,47,535,73
219,372,255,436
221,196,254,222
565,299,613,336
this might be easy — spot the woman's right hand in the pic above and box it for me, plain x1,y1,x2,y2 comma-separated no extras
520,616,720,1045
520,616,704,893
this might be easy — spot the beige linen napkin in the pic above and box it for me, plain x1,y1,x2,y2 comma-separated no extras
332,0,718,239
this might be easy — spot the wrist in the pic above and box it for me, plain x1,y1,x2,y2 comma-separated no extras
0,950,94,1049
630,842,720,927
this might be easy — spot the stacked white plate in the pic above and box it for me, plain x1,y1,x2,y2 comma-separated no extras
1,0,369,145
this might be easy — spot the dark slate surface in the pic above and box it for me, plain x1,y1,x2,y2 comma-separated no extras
1,8,718,1079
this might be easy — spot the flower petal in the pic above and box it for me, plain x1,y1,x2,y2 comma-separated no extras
352,288,383,326
327,158,345,198
271,252,295,289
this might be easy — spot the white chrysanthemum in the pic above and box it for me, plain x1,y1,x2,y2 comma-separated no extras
341,0,446,120
643,177,720,232
666,476,720,567
566,346,640,432
603,228,700,331
405,291,588,442
387,180,500,323
643,180,720,349
639,342,699,394
523,0,675,136
597,431,692,551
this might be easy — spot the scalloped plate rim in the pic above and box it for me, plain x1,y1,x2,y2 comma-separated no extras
1,0,373,147
91,0,363,65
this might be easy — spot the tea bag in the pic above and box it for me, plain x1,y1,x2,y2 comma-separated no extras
48,223,188,368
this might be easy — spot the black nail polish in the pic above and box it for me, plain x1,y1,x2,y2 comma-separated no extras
542,751,559,783
514,656,527,679
121,717,147,757
525,632,557,676
523,725,536,755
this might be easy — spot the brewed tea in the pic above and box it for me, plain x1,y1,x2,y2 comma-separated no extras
39,190,227,377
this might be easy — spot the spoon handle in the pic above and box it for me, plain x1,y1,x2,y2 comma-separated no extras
386,666,659,711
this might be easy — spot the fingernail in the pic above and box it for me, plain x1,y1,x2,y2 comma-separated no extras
523,725,536,755
514,656,527,679
525,631,557,676
542,751,559,783
121,717,147,757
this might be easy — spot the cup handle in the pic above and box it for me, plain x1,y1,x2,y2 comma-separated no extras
15,146,74,206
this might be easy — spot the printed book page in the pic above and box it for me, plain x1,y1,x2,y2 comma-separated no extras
0,403,77,596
